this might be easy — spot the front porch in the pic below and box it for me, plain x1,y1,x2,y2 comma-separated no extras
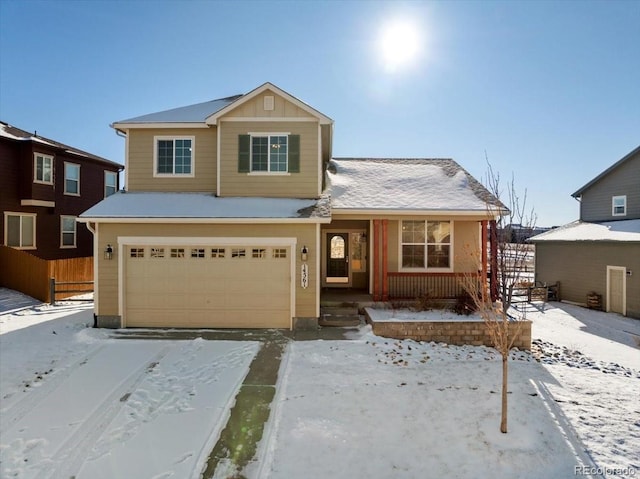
318,288,532,351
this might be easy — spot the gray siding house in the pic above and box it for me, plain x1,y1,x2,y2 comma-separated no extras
530,145,640,318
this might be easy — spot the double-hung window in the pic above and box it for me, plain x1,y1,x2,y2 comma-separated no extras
61,216,76,248
34,153,53,184
105,171,117,197
154,136,194,176
238,134,300,174
401,220,451,270
64,162,80,195
252,135,288,172
4,212,36,249
612,196,627,216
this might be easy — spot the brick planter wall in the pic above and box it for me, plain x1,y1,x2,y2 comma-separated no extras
365,312,532,350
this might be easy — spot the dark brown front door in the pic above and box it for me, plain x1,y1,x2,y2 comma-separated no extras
326,233,349,283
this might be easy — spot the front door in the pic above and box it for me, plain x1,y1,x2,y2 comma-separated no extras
326,233,349,284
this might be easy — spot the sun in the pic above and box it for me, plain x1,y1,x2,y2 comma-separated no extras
379,19,421,72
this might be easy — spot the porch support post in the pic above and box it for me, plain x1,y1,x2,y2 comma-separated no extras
489,219,499,302
382,219,389,301
481,220,488,295
373,220,381,301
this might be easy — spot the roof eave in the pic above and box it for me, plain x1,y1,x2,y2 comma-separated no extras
77,216,332,224
110,122,209,130
205,82,333,126
572,144,640,197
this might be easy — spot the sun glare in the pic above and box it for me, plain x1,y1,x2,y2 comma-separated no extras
379,19,421,72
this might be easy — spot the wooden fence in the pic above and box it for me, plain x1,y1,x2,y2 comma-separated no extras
0,246,93,303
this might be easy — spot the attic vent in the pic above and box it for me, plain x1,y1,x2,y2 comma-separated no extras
264,95,275,111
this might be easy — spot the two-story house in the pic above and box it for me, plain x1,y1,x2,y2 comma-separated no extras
1,121,122,260
531,145,640,318
80,82,504,329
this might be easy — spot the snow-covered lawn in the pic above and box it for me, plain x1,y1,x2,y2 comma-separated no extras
1,295,638,479
526,302,640,478
255,334,597,479
0,301,259,479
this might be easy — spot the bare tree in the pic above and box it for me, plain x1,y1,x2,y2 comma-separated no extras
459,158,536,433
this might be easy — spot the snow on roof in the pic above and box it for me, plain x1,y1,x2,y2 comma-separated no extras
80,192,330,220
114,95,243,124
529,219,640,242
0,121,121,167
327,158,502,212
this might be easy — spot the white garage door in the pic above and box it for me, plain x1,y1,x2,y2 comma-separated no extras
124,244,292,328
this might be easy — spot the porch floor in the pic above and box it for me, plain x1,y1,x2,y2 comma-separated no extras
320,288,377,308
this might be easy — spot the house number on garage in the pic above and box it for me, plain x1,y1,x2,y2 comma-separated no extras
301,264,309,289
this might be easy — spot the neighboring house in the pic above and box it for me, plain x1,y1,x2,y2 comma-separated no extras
79,82,503,329
530,145,640,318
1,121,122,259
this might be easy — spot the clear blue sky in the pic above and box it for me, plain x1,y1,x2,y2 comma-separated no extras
1,0,638,227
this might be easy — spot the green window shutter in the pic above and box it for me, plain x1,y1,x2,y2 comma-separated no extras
238,134,250,172
288,134,300,173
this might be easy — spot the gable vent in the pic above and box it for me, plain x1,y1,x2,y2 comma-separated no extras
264,95,275,111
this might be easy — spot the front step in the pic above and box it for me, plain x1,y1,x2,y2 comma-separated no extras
319,306,361,327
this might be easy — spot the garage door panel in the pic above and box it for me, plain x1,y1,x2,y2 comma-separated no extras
125,243,292,328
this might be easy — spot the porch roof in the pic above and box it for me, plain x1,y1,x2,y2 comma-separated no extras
327,158,504,214
79,192,331,222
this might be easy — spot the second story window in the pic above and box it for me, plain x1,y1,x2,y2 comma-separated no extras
64,162,80,195
238,134,300,174
34,153,53,185
252,135,288,172
154,136,194,176
105,171,117,197
612,196,627,216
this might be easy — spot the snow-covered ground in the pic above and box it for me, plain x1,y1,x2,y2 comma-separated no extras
0,300,259,479
1,294,638,479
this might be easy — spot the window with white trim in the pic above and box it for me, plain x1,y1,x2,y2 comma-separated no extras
105,171,117,197
612,196,627,216
252,135,288,172
34,154,53,184
154,137,194,176
64,162,80,195
4,212,36,249
61,216,77,248
401,220,451,269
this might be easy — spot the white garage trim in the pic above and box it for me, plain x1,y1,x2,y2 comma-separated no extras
117,236,297,329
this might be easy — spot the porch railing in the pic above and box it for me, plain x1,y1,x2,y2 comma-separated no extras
387,272,480,299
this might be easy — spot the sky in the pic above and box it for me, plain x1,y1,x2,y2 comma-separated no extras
1,0,638,227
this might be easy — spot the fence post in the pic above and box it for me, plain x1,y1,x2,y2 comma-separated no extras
49,278,56,306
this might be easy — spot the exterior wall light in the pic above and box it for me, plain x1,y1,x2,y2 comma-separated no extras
104,244,114,260
301,246,309,262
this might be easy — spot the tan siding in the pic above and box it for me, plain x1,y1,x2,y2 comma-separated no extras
219,121,319,198
453,221,481,272
222,89,315,119
126,128,217,193
96,222,318,321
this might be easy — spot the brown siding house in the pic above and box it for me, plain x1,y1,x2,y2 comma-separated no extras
531,145,640,318
1,121,122,260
